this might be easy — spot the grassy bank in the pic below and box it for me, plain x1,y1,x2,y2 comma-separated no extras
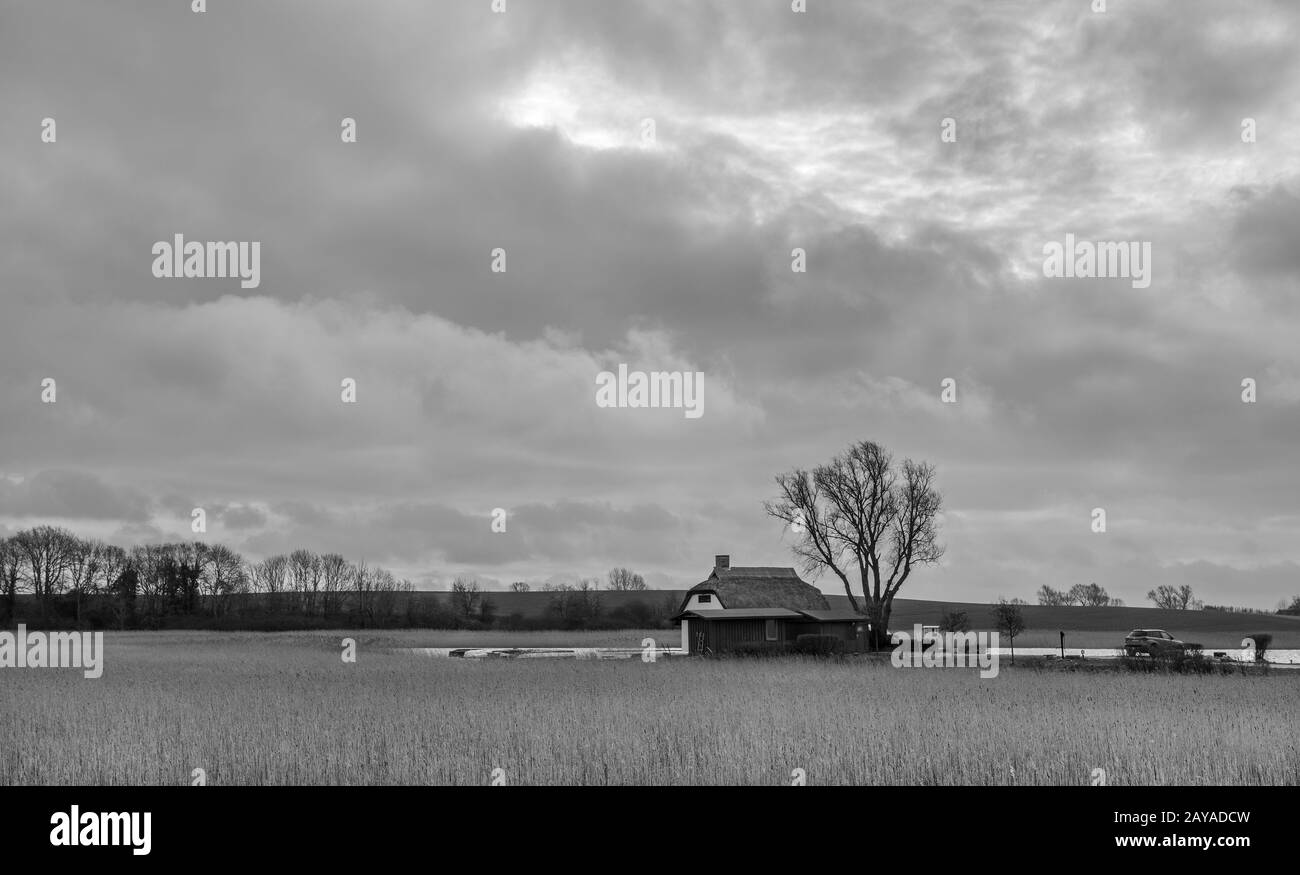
2,631,1296,785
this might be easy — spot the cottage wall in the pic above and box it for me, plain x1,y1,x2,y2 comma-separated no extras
682,593,724,611
693,619,776,652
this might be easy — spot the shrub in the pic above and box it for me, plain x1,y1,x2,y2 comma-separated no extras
1119,651,1227,675
499,612,527,631
608,599,654,628
939,608,970,633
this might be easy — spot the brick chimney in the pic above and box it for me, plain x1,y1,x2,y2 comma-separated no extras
714,554,730,570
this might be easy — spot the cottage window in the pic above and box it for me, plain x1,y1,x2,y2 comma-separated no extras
697,594,711,603
765,619,778,641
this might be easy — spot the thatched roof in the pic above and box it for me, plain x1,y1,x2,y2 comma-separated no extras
680,565,831,612
716,566,801,579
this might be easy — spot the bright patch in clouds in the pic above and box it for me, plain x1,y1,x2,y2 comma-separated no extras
497,63,643,151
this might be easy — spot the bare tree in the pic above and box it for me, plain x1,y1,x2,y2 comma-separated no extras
509,581,530,592
200,544,245,617
478,593,496,625
129,544,166,620
545,580,602,627
546,583,572,622
450,578,481,620
289,548,321,616
173,542,200,614
64,536,103,626
765,440,943,647
0,538,22,622
1036,585,1072,606
106,547,137,628
127,542,201,618
575,578,603,624
251,554,289,615
1147,584,1201,611
607,567,646,591
992,598,1026,665
1068,582,1117,607
349,560,375,624
369,567,401,622
319,553,349,617
14,525,76,618
95,544,128,595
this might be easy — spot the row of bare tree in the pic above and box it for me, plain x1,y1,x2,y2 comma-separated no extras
0,525,412,627
1036,582,1124,607
504,568,647,593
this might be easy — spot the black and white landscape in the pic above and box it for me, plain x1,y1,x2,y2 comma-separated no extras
1,1,1298,838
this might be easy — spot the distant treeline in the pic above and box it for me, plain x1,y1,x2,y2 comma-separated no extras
0,526,681,631
1039,581,1300,616
1206,603,1300,616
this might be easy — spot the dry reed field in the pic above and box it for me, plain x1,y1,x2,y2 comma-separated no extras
2,632,1296,786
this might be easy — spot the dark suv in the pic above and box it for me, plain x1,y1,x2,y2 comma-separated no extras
1123,629,1196,657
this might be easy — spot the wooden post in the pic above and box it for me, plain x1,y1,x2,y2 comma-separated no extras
1059,630,1065,659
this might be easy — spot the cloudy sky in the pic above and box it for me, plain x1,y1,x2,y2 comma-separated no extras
2,0,1298,606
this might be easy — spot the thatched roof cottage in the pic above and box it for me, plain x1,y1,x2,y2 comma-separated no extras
672,555,867,654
